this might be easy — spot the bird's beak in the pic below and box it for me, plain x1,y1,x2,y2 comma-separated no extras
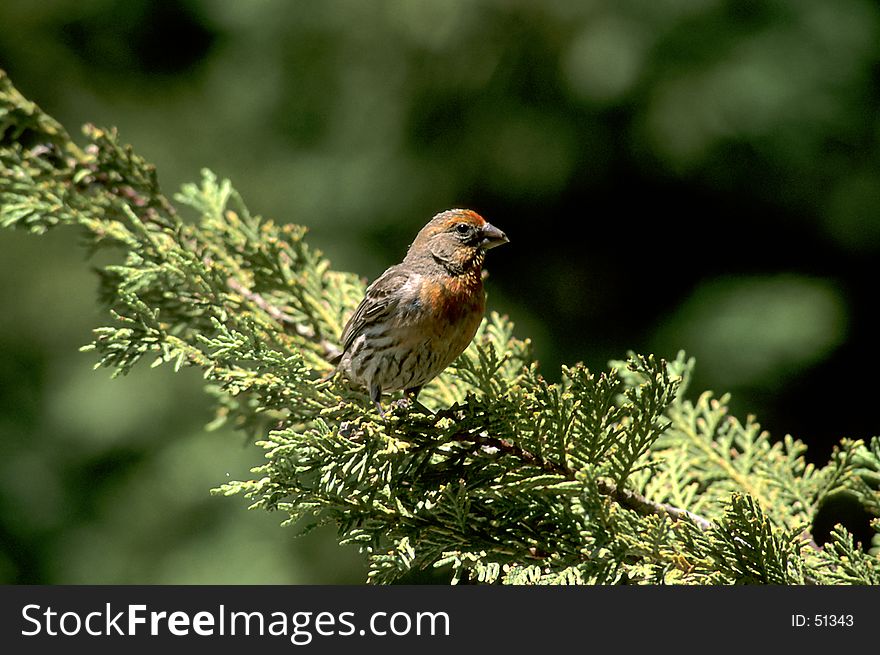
480,223,509,249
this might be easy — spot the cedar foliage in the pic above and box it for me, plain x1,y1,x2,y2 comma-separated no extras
2,70,878,584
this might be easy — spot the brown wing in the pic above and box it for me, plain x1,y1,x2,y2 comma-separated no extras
339,265,411,356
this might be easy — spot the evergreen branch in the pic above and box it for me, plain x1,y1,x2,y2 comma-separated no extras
3,70,877,585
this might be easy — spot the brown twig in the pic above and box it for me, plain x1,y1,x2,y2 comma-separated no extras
227,277,296,325
226,277,339,359
452,431,716,531
595,479,716,531
451,431,826,544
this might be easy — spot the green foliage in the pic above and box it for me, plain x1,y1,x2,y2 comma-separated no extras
2,71,878,584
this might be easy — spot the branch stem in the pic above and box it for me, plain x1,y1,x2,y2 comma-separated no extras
453,432,723,533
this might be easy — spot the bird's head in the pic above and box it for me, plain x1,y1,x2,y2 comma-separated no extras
405,209,508,275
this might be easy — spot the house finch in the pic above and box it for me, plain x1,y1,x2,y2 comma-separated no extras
330,209,508,414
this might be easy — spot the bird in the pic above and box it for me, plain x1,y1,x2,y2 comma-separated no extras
329,208,508,414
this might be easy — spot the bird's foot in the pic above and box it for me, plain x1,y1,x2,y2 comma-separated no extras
395,396,433,415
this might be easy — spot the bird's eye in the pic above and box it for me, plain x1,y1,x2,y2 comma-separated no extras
455,223,470,235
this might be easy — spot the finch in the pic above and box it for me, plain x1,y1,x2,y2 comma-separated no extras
330,209,508,414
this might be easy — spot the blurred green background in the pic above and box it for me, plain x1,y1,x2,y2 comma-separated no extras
1,0,878,583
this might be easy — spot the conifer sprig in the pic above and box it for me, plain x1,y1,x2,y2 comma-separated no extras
2,70,878,584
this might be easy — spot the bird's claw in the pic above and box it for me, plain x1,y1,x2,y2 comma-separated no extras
376,396,433,419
